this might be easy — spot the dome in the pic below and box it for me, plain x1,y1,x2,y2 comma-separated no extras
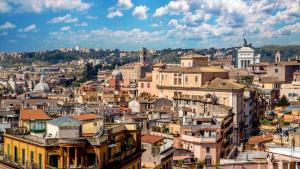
33,75,50,93
111,64,123,80
112,69,122,77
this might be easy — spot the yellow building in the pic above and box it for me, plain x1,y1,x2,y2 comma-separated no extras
3,122,144,169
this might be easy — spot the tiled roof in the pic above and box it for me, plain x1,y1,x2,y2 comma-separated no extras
260,76,284,83
20,109,51,120
48,116,81,127
159,65,228,73
248,133,273,145
74,113,98,121
138,76,152,82
201,78,245,90
141,134,164,144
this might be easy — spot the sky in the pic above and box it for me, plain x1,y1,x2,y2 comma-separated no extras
0,0,300,52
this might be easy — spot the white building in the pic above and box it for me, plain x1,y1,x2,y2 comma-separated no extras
237,47,260,68
75,45,80,51
46,116,81,138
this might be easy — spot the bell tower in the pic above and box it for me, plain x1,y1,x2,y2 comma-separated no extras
275,50,281,63
140,47,147,64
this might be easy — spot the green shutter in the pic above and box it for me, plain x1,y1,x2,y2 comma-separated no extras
38,153,42,169
30,151,34,162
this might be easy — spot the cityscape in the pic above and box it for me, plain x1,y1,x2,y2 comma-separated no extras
0,0,300,169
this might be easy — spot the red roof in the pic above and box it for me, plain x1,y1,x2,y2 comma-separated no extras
20,109,51,120
141,134,164,144
74,113,98,121
248,133,273,145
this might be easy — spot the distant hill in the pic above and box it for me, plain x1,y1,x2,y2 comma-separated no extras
1,45,300,67
260,45,300,62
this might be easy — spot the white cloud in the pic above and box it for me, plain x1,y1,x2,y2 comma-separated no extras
107,0,134,19
60,26,71,31
151,0,300,46
151,22,163,28
132,5,149,20
271,23,300,37
168,19,178,26
0,22,16,30
153,7,167,17
7,0,91,13
86,15,98,20
48,14,78,24
48,28,165,49
0,0,11,13
18,24,38,33
107,8,123,19
75,22,88,27
0,31,8,36
118,0,133,9
153,0,189,17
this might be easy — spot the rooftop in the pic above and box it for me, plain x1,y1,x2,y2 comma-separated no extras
159,65,228,73
48,116,82,127
141,134,164,144
20,109,51,120
201,78,245,90
247,133,273,145
74,113,98,121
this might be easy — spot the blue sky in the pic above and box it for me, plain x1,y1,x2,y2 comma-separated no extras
0,0,300,52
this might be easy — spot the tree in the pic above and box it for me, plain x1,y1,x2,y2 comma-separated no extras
277,95,289,106
81,63,101,82
297,96,300,102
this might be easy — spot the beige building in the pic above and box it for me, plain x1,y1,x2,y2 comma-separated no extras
119,48,151,87
280,71,300,102
141,134,174,169
155,54,229,99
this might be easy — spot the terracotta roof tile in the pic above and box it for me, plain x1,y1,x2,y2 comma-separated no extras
141,134,164,144
74,113,98,121
248,133,273,145
20,109,51,120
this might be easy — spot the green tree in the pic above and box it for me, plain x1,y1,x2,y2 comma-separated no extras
81,63,101,81
277,95,289,106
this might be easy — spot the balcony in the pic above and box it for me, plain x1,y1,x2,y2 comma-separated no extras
159,139,173,154
181,134,218,143
5,127,29,135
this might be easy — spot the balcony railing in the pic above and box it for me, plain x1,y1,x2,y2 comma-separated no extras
5,128,29,135
181,134,218,143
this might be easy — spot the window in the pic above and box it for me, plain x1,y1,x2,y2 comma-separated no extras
137,162,140,169
275,69,278,73
22,149,25,164
174,74,177,85
141,83,144,88
195,76,198,83
205,157,212,165
206,147,210,153
178,74,182,85
38,154,42,169
30,151,34,162
147,83,150,88
185,76,188,83
14,146,18,162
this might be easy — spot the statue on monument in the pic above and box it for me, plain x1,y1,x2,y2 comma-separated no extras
243,38,252,48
